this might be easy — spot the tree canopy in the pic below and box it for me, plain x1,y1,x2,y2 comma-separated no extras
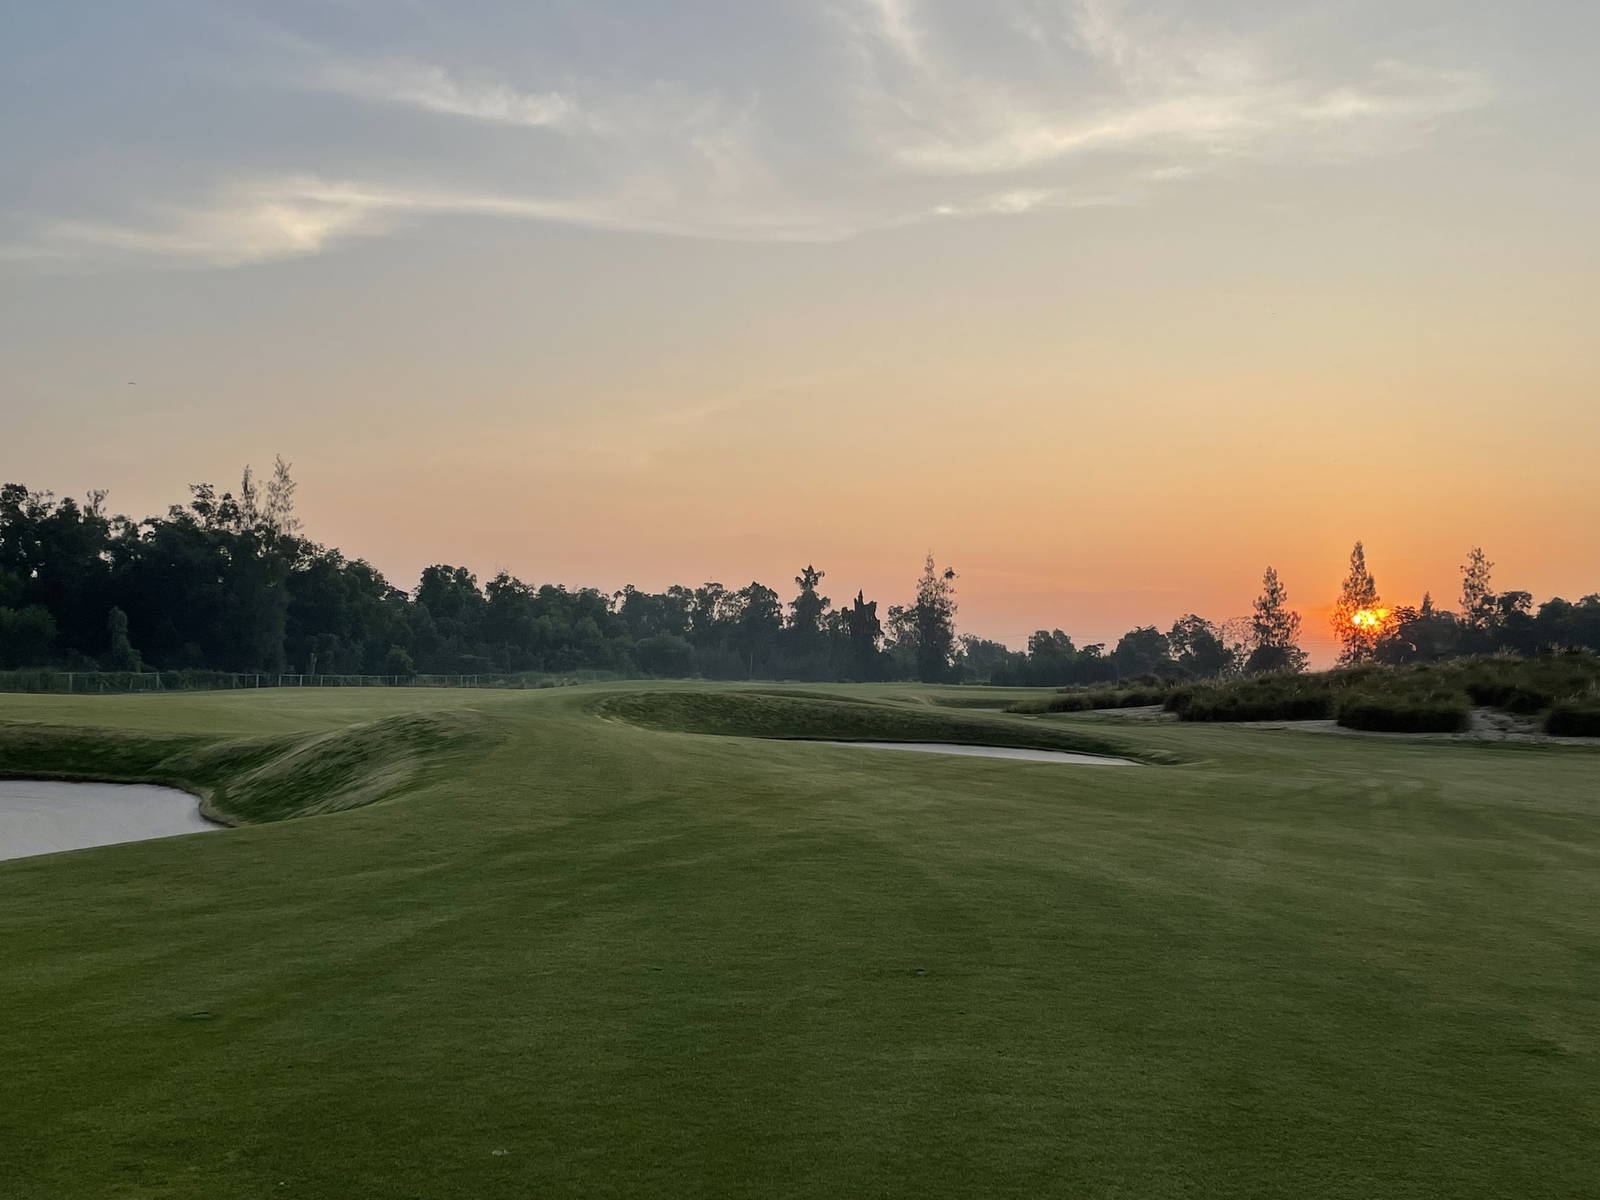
3,470,1596,684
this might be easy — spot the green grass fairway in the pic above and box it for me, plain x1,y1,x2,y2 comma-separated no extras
3,685,1598,1198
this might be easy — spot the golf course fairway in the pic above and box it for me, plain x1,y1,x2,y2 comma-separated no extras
2,683,1597,1198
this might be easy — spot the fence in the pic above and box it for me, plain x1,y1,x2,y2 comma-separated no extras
0,670,587,695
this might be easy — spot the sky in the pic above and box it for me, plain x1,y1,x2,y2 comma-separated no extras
4,0,1598,663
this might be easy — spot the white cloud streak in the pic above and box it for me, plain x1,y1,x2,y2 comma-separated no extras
316,59,575,128
18,175,873,269
855,0,1491,175
5,0,1494,268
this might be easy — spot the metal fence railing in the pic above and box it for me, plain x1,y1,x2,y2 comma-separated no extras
0,670,589,694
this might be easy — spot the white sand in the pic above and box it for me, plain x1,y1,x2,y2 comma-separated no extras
821,742,1139,766
0,780,221,862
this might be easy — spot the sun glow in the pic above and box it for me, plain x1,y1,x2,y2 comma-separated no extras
1349,608,1390,630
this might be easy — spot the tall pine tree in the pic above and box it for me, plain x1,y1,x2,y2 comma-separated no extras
1331,541,1384,663
1460,546,1496,646
1246,566,1307,673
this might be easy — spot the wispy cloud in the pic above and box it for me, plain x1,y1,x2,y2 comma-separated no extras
315,59,575,129
26,183,399,268
931,186,1133,218
863,0,928,67
15,174,875,269
851,0,1491,175
3,0,1494,268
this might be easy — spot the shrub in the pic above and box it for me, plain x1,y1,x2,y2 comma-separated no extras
1502,686,1558,714
1082,653,1600,728
1337,696,1471,733
1180,690,1335,722
1464,679,1516,707
1172,675,1336,722
1544,704,1600,737
1461,653,1600,713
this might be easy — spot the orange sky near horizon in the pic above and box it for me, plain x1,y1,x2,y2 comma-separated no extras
9,206,1598,670
5,1,1598,666
9,201,1596,669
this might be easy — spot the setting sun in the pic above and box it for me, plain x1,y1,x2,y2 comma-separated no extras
1349,608,1390,629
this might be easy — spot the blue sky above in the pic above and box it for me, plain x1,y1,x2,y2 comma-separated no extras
4,0,1558,267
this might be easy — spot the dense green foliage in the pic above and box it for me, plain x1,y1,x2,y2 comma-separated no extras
3,685,1599,1197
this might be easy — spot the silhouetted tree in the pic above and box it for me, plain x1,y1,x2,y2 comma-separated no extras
1535,595,1600,650
262,456,300,536
1167,614,1233,678
788,565,829,637
892,554,958,683
841,591,884,681
1374,592,1461,664
1112,626,1173,679
955,636,1018,683
730,582,782,676
1495,591,1538,655
1247,566,1307,674
1459,546,1496,647
1331,541,1383,664
105,606,142,672
1022,629,1078,685
0,605,56,668
634,633,696,677
6,466,1599,683
381,645,415,678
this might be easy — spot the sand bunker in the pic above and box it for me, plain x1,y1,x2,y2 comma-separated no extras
0,780,221,862
822,742,1139,766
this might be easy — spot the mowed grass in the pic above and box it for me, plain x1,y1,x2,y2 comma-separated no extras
1,684,1598,1199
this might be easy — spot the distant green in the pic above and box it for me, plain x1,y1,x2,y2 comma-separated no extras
2,684,1597,1199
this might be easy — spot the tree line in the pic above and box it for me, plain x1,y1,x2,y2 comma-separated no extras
2,467,1596,684
0,466,948,682
1327,541,1600,666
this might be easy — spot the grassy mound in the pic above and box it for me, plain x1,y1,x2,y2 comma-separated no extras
0,709,488,824
597,688,1150,760
1007,686,1173,715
